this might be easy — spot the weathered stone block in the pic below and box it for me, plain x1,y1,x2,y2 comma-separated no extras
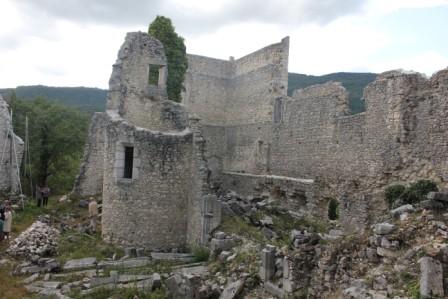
419,256,444,298
260,246,276,282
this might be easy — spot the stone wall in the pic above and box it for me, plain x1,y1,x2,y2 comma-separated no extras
183,36,448,231
183,37,289,127
72,113,107,197
0,95,24,195
101,117,194,250
73,32,220,251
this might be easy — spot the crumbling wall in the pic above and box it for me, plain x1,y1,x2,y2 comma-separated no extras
0,95,24,195
72,113,107,197
74,32,220,251
184,36,448,231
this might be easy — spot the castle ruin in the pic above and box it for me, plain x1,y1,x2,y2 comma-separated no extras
73,33,220,251
73,32,448,248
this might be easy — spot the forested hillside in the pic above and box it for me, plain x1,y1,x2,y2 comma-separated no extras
288,72,377,114
0,86,107,112
0,72,377,114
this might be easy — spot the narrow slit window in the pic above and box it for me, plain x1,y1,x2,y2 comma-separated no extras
148,64,160,86
123,146,134,179
274,97,283,123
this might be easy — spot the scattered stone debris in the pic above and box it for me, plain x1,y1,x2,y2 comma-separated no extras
7,220,60,258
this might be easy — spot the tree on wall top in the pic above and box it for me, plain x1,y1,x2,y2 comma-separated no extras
148,16,188,103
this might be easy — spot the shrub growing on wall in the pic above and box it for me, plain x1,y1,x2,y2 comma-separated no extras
385,184,406,208
385,180,438,208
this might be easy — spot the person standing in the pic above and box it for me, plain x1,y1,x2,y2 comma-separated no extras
41,185,50,207
88,198,99,233
3,205,12,241
36,185,42,207
0,207,4,242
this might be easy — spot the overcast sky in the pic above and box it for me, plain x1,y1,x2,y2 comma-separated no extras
1,0,448,88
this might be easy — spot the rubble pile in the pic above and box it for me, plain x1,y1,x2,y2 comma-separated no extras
7,220,60,258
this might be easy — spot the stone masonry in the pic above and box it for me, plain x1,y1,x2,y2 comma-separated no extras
183,38,448,232
0,94,24,195
72,32,220,251
74,33,448,245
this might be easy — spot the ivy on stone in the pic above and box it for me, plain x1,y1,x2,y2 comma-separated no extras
148,16,188,103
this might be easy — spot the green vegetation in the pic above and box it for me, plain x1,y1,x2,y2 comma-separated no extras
192,245,210,262
10,96,89,193
0,86,107,113
385,180,438,208
385,184,407,208
57,231,123,264
220,215,264,243
288,72,377,114
148,16,188,103
69,287,166,299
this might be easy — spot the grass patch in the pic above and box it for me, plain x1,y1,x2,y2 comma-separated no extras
405,279,421,299
70,286,166,299
0,261,29,299
220,215,264,243
192,245,210,262
57,230,123,263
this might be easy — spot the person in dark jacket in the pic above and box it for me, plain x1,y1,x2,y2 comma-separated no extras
41,185,50,207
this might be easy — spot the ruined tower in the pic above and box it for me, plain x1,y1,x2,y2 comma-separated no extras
73,32,220,250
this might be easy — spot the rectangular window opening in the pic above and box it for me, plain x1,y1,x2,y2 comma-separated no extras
123,146,134,179
148,64,160,86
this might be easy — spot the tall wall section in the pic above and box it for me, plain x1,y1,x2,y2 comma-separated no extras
183,37,290,175
0,95,24,195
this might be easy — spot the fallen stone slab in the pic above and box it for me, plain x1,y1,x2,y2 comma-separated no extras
53,269,97,279
373,223,396,235
150,252,195,262
63,257,97,271
23,273,40,284
427,192,448,202
420,199,444,210
40,281,62,289
264,281,285,298
98,257,151,269
390,204,414,217
419,256,444,298
173,265,209,277
118,274,152,283
220,279,245,299
376,247,398,258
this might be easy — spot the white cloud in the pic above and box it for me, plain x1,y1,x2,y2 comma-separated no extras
0,0,447,87
370,51,448,76
367,0,448,15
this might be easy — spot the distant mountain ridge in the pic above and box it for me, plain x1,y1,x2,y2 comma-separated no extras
0,85,107,112
0,72,377,114
288,72,377,114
